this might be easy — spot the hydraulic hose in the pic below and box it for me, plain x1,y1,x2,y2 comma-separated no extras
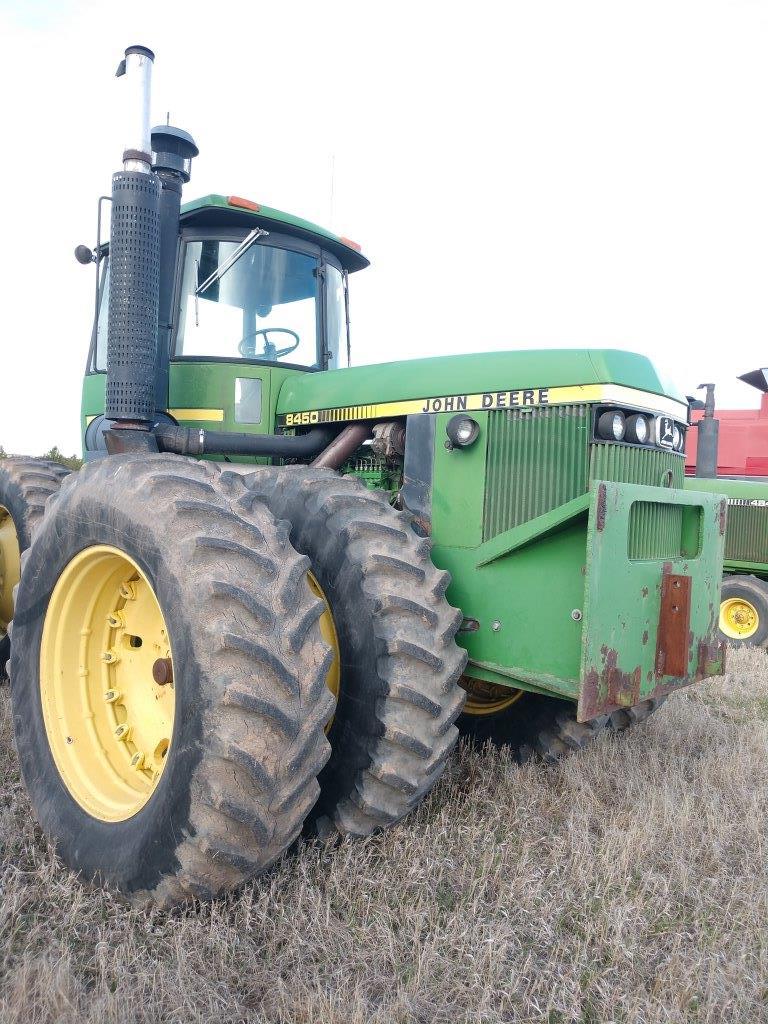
154,424,335,459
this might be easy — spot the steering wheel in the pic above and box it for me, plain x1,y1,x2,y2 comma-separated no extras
238,328,300,360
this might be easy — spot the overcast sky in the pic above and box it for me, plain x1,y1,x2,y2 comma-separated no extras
1,0,767,456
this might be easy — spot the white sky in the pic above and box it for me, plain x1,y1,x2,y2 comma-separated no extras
1,0,767,456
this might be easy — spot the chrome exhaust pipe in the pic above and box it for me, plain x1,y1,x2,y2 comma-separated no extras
105,45,162,449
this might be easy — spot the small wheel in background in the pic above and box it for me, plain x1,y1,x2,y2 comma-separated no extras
718,574,768,649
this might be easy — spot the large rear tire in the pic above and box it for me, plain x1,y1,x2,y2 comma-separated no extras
242,467,467,838
10,454,334,905
458,680,664,761
0,457,69,674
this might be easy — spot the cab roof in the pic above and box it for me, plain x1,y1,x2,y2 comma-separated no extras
180,194,369,273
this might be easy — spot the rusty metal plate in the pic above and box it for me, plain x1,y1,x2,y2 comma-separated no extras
655,573,692,678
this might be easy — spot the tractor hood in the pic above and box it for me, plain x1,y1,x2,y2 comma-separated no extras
275,349,689,426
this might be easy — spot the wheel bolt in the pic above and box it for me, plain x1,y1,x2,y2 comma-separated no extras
153,658,174,686
106,611,125,629
114,724,131,742
102,649,120,664
130,751,145,770
104,689,121,703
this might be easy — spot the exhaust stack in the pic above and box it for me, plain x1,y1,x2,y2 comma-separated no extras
151,125,199,412
695,382,719,478
105,45,162,451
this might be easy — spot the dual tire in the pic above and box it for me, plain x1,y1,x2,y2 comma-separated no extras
11,456,336,904
10,457,468,902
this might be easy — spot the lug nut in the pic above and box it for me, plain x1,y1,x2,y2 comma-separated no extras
130,751,145,770
114,724,131,742
102,649,121,664
153,658,174,686
106,611,125,628
104,689,121,703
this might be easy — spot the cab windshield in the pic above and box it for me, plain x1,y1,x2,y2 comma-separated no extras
90,236,351,373
176,238,339,368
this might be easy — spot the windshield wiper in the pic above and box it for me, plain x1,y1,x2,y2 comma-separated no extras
195,227,269,297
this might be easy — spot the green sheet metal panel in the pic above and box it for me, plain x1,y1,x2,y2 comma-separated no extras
579,481,726,721
275,349,689,418
432,517,589,698
81,362,308,455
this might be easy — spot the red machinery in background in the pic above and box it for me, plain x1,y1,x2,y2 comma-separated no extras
686,368,768,478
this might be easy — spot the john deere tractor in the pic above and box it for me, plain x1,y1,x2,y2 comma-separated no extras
7,47,727,905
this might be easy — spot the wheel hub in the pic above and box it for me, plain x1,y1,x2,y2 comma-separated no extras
307,571,341,729
460,675,524,716
40,546,175,822
720,597,759,640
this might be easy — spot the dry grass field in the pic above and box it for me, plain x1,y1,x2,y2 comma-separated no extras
1,648,767,1024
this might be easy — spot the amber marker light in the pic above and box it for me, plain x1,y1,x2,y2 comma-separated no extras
339,236,362,252
227,196,261,211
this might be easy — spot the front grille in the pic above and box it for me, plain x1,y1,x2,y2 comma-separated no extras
483,405,590,539
482,406,686,541
589,443,684,491
725,504,768,564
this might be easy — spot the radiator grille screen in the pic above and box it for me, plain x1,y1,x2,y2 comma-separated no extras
483,405,590,539
725,504,768,564
482,406,686,541
627,502,685,560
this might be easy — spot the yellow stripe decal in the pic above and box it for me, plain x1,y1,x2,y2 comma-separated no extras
278,385,688,428
169,408,225,423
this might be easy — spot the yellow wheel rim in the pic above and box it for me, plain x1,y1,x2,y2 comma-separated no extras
460,676,525,716
0,505,20,637
719,596,760,640
40,545,175,822
307,572,341,731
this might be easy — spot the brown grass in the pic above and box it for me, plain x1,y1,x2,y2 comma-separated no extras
2,649,767,1023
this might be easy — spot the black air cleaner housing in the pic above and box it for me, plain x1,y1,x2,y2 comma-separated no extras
105,170,162,423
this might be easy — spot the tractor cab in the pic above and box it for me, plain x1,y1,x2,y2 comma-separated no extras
82,193,368,453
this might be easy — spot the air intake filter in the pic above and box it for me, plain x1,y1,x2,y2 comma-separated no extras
105,169,161,422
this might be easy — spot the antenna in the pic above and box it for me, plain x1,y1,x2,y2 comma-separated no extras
329,153,336,225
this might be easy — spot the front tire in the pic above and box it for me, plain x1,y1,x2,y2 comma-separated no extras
11,454,334,905
458,680,664,761
243,467,468,838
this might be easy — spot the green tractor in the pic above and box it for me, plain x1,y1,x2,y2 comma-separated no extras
5,47,727,905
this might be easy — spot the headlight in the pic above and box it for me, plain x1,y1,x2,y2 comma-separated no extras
625,413,651,444
596,410,626,441
446,415,480,448
672,424,685,452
